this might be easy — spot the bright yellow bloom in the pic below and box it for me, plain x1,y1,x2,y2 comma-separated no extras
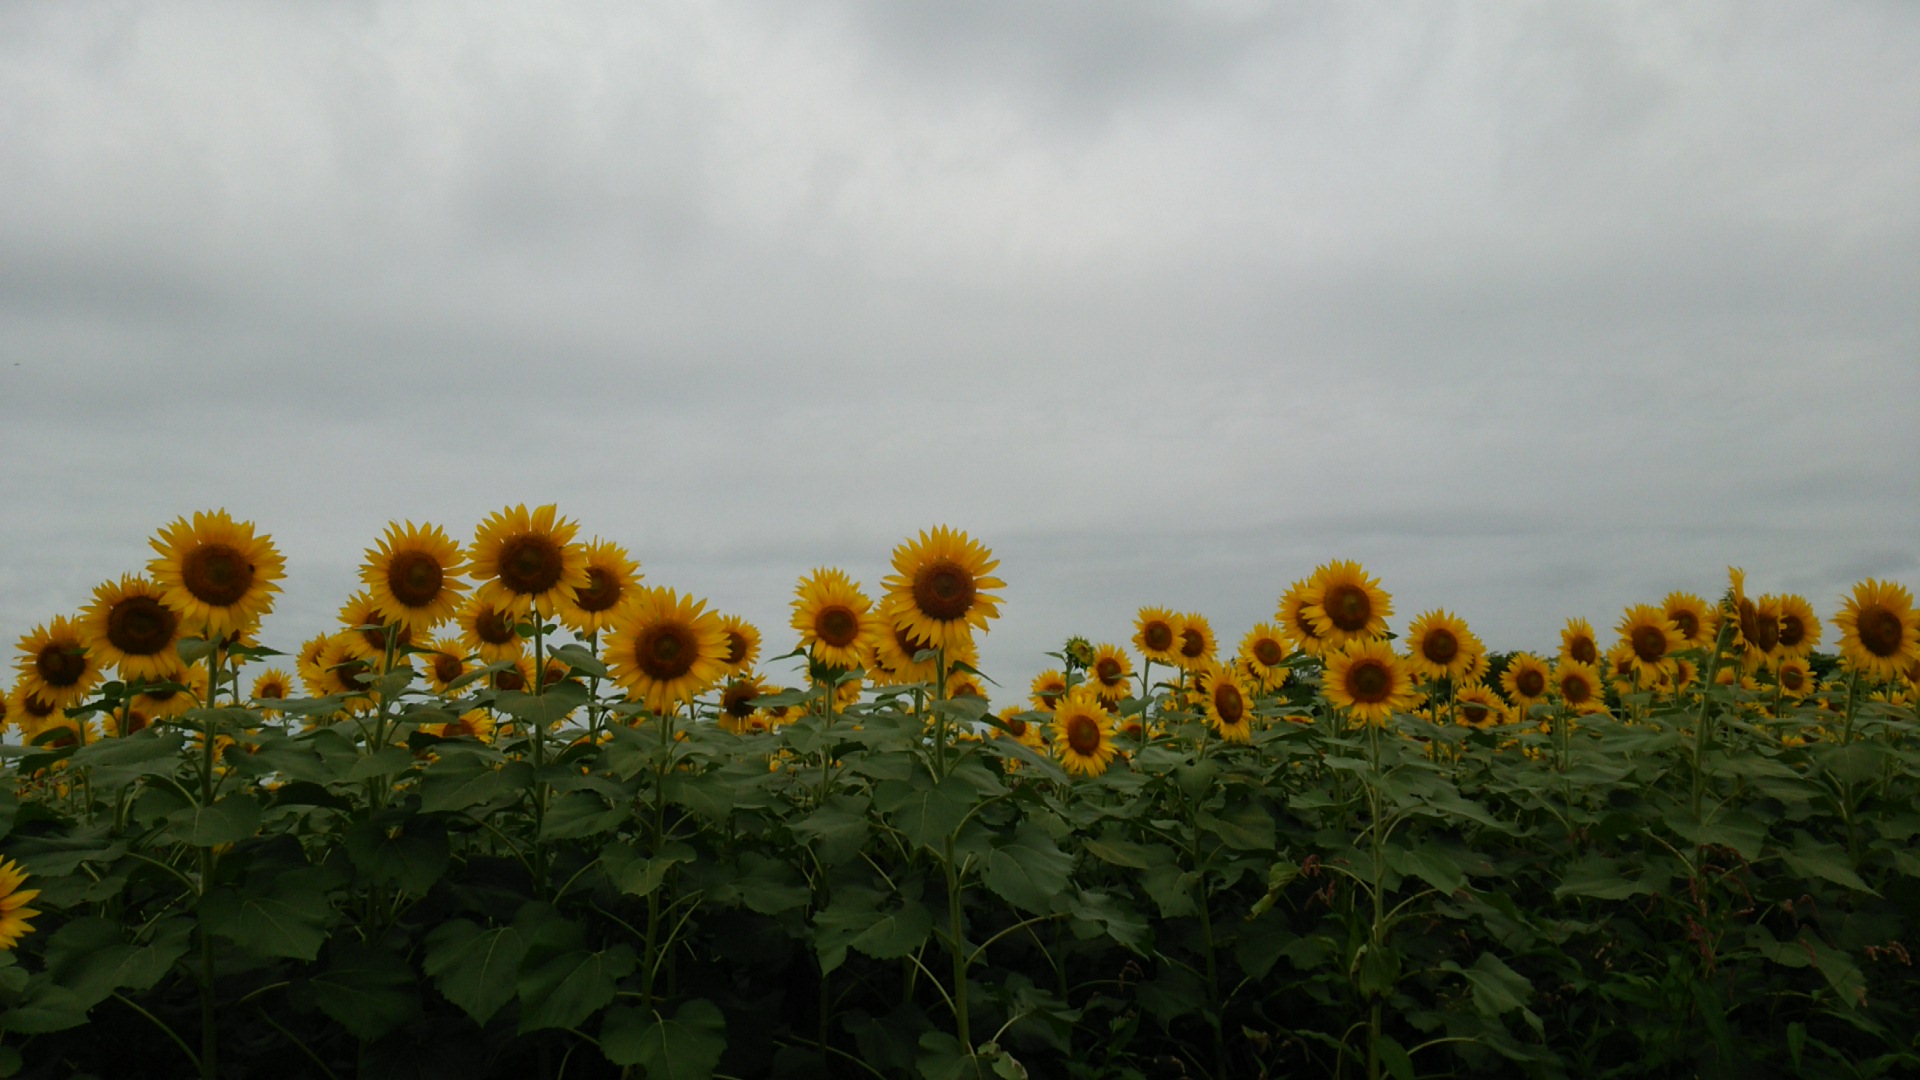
1239,624,1289,679
1553,660,1607,715
1776,657,1814,700
792,568,879,670
336,592,414,664
457,594,524,664
1303,560,1393,648
1051,685,1118,777
716,615,761,676
1661,592,1713,649
1835,579,1919,682
146,510,285,638
558,538,641,636
467,504,590,618
1774,594,1821,660
1029,670,1068,711
1453,684,1506,729
1172,612,1217,673
249,669,293,717
605,587,728,716
1558,618,1600,669
417,637,472,693
1275,579,1329,658
1500,653,1552,710
362,521,468,635
1133,608,1180,665
1323,640,1418,727
1088,644,1133,704
1615,604,1686,688
1403,609,1481,682
14,616,101,711
882,527,1005,651
1202,663,1253,743
0,859,41,950
716,674,772,734
79,575,183,680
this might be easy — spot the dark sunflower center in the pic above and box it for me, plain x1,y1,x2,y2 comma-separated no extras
1347,660,1390,703
1777,614,1806,649
817,606,860,648
723,631,749,666
1142,621,1173,652
1037,682,1063,708
387,550,444,607
1630,625,1669,663
107,595,178,656
1670,609,1699,641
1462,701,1490,725
1568,636,1597,665
23,693,56,718
1325,584,1372,633
1005,715,1028,737
721,682,758,719
1179,628,1206,659
256,679,287,700
1095,657,1124,685
181,543,254,607
1781,667,1807,692
575,567,622,613
336,660,371,693
494,668,527,692
432,654,464,684
475,608,517,646
1065,713,1101,756
1252,638,1285,666
638,623,698,680
1516,669,1546,698
1214,684,1245,724
1752,613,1780,653
1858,607,1904,658
497,534,564,595
1420,629,1459,665
1559,673,1593,705
35,644,87,687
912,561,975,621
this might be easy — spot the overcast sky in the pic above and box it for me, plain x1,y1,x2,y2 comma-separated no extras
3,1,1916,693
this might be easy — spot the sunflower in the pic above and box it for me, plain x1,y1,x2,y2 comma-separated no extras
250,668,293,710
146,510,284,638
1661,592,1713,649
1741,594,1786,669
1133,608,1181,665
337,592,414,664
491,654,536,694
314,636,375,708
1203,664,1253,743
994,706,1047,752
716,615,761,675
1403,609,1480,682
1453,684,1506,729
131,663,209,720
716,674,771,734
1499,653,1552,710
467,504,591,617
1088,644,1134,704
1172,612,1216,672
792,568,879,670
1604,643,1640,696
1030,670,1069,711
1773,594,1821,659
1668,656,1700,694
458,594,525,664
8,682,68,745
1322,640,1418,728
1835,579,1919,682
1776,656,1814,700
0,859,40,950
15,616,101,711
421,710,496,743
1558,618,1600,668
1051,685,1118,777
78,575,183,680
1303,560,1393,648
606,587,728,716
295,634,331,697
881,527,1004,651
558,538,642,636
351,522,463,636
1239,624,1289,677
418,637,472,693
1553,661,1606,715
1615,604,1685,688
944,670,986,702
1275,579,1329,658
867,602,944,685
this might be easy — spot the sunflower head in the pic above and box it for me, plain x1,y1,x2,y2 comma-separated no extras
1323,640,1418,728
1558,618,1600,668
1275,579,1329,658
250,668,293,713
1203,664,1253,743
0,858,42,950
459,595,526,664
1303,560,1393,648
558,538,642,636
338,592,415,663
716,615,761,675
1454,684,1506,729
147,510,285,638
1836,579,1919,682
468,504,591,617
1050,685,1118,778
1404,609,1480,682
1088,643,1134,703
1172,613,1216,672
1029,670,1069,711
1661,592,1712,649
793,568,879,671
80,575,184,680
1133,608,1181,664
1774,594,1821,658
360,521,468,635
883,527,1004,651
15,616,102,711
717,674,770,734
606,587,728,716
1615,604,1685,687
1553,660,1607,715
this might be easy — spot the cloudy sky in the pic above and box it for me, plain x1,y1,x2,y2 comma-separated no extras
3,1,1916,691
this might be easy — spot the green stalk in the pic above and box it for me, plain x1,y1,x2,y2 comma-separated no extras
943,836,971,1052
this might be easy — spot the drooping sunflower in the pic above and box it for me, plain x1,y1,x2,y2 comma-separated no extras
1403,609,1480,682
417,637,472,693
467,504,591,617
1558,618,1601,668
15,616,102,711
1133,608,1181,665
1322,640,1418,728
458,594,525,664
1453,684,1507,729
792,568,879,670
1172,613,1216,673
146,509,285,638
882,527,1005,651
78,575,183,680
1275,579,1329,658
1051,685,1118,778
1835,579,1919,682
558,538,642,636
337,592,414,663
1615,604,1686,688
716,673,772,734
1303,560,1393,648
716,615,761,676
0,859,41,950
1203,663,1253,743
1552,660,1607,715
1500,653,1553,711
1774,594,1821,660
1030,670,1069,711
1661,592,1713,650
605,587,728,716
1088,644,1134,704
358,520,468,636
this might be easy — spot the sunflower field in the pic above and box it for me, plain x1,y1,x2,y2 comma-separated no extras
3,507,1918,1079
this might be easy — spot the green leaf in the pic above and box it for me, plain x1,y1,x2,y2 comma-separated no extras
41,917,192,1010
1140,863,1198,918
1081,837,1153,869
540,791,628,841
600,998,727,1078
1067,888,1150,954
1374,1034,1415,1080
886,775,975,851
493,682,591,727
308,941,420,1041
724,853,811,915
346,746,415,782
166,795,261,847
605,841,696,897
202,884,334,961
848,903,934,961
344,813,450,895
418,760,533,813
517,945,637,1033
69,731,187,786
423,919,529,1026
1196,809,1276,852
1554,853,1657,901
0,982,92,1034
548,642,609,678
1780,831,1876,894
1386,844,1465,895
982,823,1074,914
1443,952,1532,1017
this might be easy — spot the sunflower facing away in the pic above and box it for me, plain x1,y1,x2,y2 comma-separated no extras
468,504,591,617
1133,608,1181,665
1088,644,1134,704
1403,609,1480,682
558,538,642,636
1051,685,1118,777
883,527,1004,651
1322,640,1418,728
1835,579,1919,683
792,568,879,670
147,510,285,639
1303,560,1393,648
79,575,183,680
15,616,102,711
606,586,728,716
0,859,40,950
362,520,468,635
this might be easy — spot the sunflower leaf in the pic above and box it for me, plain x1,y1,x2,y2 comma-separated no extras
599,998,727,1077
423,919,529,1026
